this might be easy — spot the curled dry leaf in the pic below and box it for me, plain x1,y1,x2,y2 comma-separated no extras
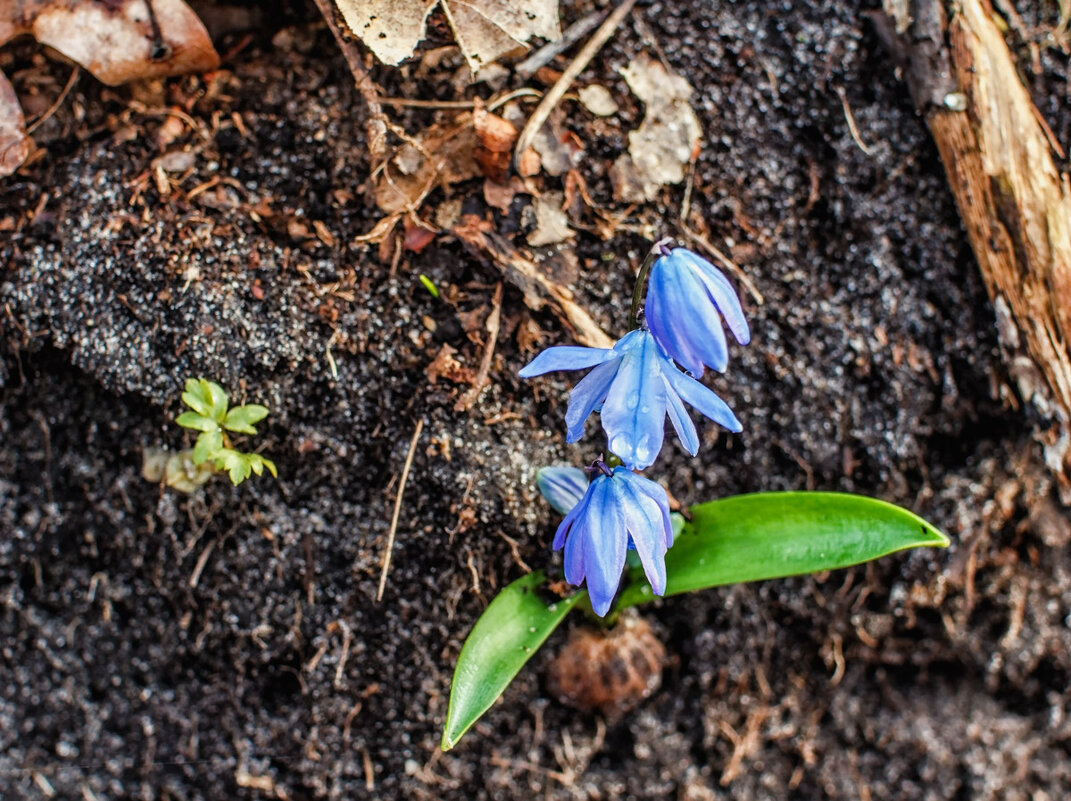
610,53,701,203
334,0,560,75
373,115,480,214
0,72,28,176
0,0,219,176
1,0,219,85
472,98,517,183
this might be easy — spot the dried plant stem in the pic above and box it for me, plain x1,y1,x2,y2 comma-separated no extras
377,418,424,601
312,0,388,165
513,0,639,167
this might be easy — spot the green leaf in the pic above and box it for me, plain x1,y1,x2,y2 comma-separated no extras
176,412,220,433
204,380,230,422
442,572,584,751
418,274,440,298
246,454,278,478
223,404,270,435
616,492,949,609
192,430,224,465
181,378,229,422
181,378,214,417
214,448,251,485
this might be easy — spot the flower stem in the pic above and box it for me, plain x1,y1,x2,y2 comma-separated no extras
628,237,675,329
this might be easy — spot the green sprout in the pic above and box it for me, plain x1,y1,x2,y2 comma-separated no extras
175,378,277,485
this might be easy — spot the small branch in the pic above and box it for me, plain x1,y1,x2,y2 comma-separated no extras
312,0,388,165
377,418,424,601
513,0,639,168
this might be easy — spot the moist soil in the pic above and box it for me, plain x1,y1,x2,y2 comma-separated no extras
2,1,1071,799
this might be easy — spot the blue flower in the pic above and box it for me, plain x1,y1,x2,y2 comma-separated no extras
536,466,589,515
519,329,741,470
644,247,750,377
553,464,674,616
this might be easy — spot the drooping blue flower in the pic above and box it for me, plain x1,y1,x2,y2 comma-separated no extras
644,247,751,377
553,464,674,616
519,329,741,470
536,466,589,515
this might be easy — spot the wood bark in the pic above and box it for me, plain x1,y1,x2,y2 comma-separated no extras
876,0,1071,498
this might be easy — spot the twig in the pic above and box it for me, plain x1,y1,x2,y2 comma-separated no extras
377,88,543,110
513,0,639,168
377,418,424,601
311,0,388,165
455,283,503,412
25,67,79,135
515,8,609,77
837,87,873,156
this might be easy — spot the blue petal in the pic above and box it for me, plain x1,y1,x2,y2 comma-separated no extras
662,361,742,433
564,358,620,442
648,254,729,375
581,478,627,616
600,332,667,470
518,346,617,378
617,468,674,548
662,375,699,456
683,250,751,346
618,479,669,596
563,513,587,585
553,489,589,550
645,261,706,377
537,466,589,516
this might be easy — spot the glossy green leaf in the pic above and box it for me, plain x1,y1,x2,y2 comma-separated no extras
442,572,584,751
616,492,949,608
176,412,219,433
224,404,269,435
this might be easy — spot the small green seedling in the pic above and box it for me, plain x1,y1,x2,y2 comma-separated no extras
175,378,277,485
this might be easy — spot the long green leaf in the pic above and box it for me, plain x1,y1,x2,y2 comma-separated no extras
441,571,584,751
616,492,948,608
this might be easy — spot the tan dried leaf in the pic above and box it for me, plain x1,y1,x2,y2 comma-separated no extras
0,72,28,177
2,0,219,85
610,54,701,203
333,0,560,75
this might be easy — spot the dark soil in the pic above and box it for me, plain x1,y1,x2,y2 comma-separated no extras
2,1,1070,799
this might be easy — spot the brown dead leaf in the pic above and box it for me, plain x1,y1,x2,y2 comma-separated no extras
610,53,701,203
2,0,220,85
374,115,479,213
0,0,219,176
426,344,474,385
0,72,28,177
334,0,560,75
473,98,516,183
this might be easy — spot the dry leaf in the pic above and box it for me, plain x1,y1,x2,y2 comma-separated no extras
334,0,560,75
374,115,480,213
0,0,219,176
0,72,28,177
472,98,516,183
2,0,219,85
610,54,701,203
578,84,618,117
527,191,573,247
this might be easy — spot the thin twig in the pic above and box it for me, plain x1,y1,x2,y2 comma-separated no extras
377,418,424,601
513,0,639,168
837,87,873,156
515,8,609,77
455,283,503,412
25,67,79,135
311,0,388,164
377,88,543,110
